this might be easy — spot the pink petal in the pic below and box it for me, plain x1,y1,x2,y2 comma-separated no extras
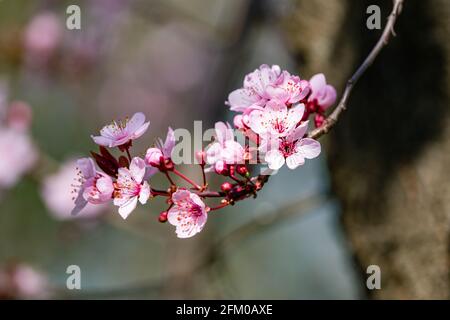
172,189,190,203
167,207,181,226
91,135,113,147
163,127,176,157
205,142,223,165
227,88,260,112
118,196,138,219
126,112,146,133
131,121,150,139
288,120,309,142
139,181,150,205
129,157,146,183
77,158,96,179
286,153,305,169
265,149,285,170
298,138,321,159
189,193,206,209
309,73,327,94
318,85,337,110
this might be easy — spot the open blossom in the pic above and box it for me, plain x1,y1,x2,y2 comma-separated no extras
261,121,321,170
206,122,245,165
42,160,107,220
307,73,337,112
91,112,150,148
0,127,37,188
167,189,208,238
71,158,114,216
113,157,150,219
145,127,175,167
248,100,305,138
266,70,310,105
226,64,281,112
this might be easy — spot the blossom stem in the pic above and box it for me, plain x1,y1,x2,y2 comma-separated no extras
126,149,132,162
200,164,207,187
197,191,225,198
151,188,169,197
164,172,176,187
172,169,201,190
209,202,229,211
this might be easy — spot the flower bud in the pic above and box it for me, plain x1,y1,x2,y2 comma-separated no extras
236,164,248,176
195,150,206,165
158,211,168,223
214,160,228,175
314,114,325,128
221,182,233,192
145,148,163,167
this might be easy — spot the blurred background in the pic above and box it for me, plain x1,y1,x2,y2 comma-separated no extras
0,0,448,299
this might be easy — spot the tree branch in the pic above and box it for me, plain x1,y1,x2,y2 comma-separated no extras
308,0,404,139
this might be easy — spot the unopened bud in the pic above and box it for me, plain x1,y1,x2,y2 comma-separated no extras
158,211,168,223
314,114,325,128
195,150,206,165
221,182,233,192
214,160,229,175
236,164,248,176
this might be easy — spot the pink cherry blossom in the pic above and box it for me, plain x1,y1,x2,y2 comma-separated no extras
42,159,107,220
167,188,208,238
260,121,321,170
91,112,150,148
71,158,114,216
266,70,310,105
0,127,37,188
226,64,281,112
206,122,245,165
248,100,305,138
308,73,337,112
24,12,62,66
145,127,175,167
113,157,150,219
0,264,49,299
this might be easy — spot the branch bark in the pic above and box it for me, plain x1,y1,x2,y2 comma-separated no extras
308,0,404,140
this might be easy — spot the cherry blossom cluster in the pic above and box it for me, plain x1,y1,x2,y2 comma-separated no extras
72,65,336,238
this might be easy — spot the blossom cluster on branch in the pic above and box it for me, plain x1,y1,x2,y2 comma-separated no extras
72,65,336,238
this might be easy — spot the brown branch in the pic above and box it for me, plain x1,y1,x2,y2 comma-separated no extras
308,0,404,139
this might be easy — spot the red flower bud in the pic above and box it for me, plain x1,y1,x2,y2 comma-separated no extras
214,161,229,175
236,164,248,176
158,211,168,223
314,114,325,128
221,182,233,192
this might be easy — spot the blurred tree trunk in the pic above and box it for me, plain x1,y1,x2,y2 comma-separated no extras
282,0,450,299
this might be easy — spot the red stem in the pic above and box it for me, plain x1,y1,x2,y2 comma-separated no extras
173,169,201,190
209,202,229,211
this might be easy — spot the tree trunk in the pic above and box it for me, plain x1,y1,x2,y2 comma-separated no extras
282,0,450,299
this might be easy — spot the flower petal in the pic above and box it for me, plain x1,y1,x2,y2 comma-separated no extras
126,112,146,133
265,149,285,170
163,127,176,157
129,157,146,183
76,158,96,179
91,135,113,147
227,88,260,112
286,153,305,169
139,181,150,205
118,196,138,219
298,138,321,159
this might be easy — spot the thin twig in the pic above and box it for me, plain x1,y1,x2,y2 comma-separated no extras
308,0,404,139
